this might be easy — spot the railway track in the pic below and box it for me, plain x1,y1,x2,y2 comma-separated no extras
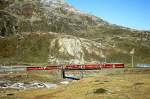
0,64,149,80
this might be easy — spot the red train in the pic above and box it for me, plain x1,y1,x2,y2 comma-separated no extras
26,66,60,71
26,63,124,71
65,63,124,70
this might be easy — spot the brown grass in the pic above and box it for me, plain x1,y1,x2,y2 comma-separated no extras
9,73,149,99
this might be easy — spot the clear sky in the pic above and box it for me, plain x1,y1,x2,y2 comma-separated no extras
66,0,150,30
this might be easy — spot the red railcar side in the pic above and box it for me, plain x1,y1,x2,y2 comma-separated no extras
26,63,125,71
65,63,124,70
114,63,124,68
26,66,60,71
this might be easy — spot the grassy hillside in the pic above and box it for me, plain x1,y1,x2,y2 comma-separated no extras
0,31,150,65
0,33,53,64
4,73,149,99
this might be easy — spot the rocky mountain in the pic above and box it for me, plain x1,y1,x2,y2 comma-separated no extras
0,0,150,65
0,0,107,36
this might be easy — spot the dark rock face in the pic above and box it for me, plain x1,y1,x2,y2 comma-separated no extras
0,11,19,36
0,0,11,10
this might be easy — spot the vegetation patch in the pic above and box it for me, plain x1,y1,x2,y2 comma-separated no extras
7,93,14,96
134,82,144,86
94,80,100,82
104,80,109,82
94,88,108,94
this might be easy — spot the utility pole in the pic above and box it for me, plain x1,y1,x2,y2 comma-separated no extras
130,48,135,68
131,55,134,68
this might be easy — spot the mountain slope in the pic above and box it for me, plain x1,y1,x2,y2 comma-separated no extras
0,0,150,65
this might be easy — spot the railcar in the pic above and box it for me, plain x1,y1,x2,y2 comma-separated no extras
64,63,124,70
26,63,124,71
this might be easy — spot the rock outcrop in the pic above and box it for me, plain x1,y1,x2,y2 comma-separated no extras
48,35,104,64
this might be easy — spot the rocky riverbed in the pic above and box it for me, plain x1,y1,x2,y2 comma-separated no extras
0,81,58,90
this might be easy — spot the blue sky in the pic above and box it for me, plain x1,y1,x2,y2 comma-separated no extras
66,0,150,30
